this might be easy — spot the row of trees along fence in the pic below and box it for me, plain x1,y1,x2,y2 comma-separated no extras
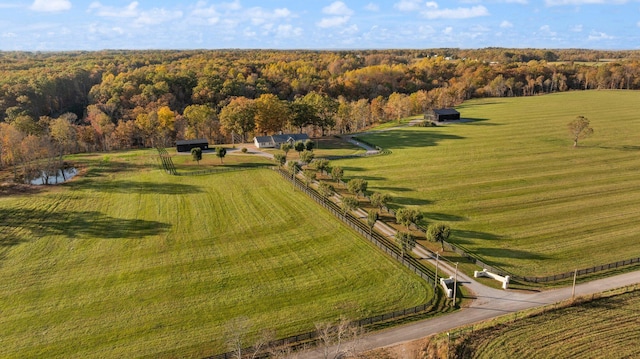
275,167,436,285
206,169,438,359
335,138,640,284
374,198,640,283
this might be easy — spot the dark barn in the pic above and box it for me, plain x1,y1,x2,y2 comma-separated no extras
176,139,209,152
431,108,461,122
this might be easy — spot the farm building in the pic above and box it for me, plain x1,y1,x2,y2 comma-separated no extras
176,139,209,152
427,108,461,122
254,133,310,149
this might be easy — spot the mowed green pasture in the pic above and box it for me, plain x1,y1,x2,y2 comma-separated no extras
336,91,640,276
457,289,640,358
0,151,430,358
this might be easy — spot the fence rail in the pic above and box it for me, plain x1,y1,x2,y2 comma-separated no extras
155,148,266,177
203,168,440,359
336,139,640,284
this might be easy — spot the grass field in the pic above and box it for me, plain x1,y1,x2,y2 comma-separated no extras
453,288,640,358
0,150,430,358
333,91,640,276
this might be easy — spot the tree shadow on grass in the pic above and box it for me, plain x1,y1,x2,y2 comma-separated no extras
598,145,640,152
424,212,467,222
474,247,548,261
460,117,501,126
0,208,171,248
361,130,464,150
392,196,433,206
454,229,504,241
374,186,413,192
80,161,156,178
65,180,203,195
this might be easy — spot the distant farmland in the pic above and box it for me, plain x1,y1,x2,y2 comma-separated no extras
0,152,430,358
453,288,640,358
334,90,640,276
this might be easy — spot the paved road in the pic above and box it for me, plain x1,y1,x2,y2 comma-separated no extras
298,266,640,359
296,136,640,358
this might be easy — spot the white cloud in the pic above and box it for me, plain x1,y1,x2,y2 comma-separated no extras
318,1,353,28
500,20,513,28
394,0,423,11
275,24,303,38
89,2,182,27
545,0,626,5
539,25,557,36
323,1,354,16
245,7,292,25
134,8,183,26
365,3,380,11
443,26,453,34
421,3,490,19
588,31,614,40
30,0,71,12
317,16,350,28
2,32,17,37
571,24,583,32
89,2,139,18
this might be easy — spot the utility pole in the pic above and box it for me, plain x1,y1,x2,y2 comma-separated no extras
434,252,439,290
572,269,578,298
453,262,458,307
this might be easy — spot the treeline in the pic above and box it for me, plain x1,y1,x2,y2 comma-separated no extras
2,48,640,180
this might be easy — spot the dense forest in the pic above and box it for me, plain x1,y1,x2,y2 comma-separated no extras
2,48,640,182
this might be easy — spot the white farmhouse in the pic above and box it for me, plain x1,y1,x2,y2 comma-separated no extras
253,133,310,149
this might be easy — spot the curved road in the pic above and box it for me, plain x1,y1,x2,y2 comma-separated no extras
297,135,640,358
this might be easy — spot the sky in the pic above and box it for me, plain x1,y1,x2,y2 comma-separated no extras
0,0,639,51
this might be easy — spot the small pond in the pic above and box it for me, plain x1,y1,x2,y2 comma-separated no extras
30,168,78,185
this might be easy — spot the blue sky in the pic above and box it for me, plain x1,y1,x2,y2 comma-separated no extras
0,0,639,50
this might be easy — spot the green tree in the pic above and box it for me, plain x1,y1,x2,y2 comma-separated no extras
426,223,451,251
395,231,415,257
370,192,391,214
215,147,227,164
341,196,359,218
273,153,286,167
289,101,319,133
183,104,216,139
367,211,378,236
219,97,256,143
294,140,305,156
300,150,315,164
255,93,289,135
347,178,368,198
304,139,315,151
280,142,292,159
331,166,344,185
311,159,330,174
191,147,202,164
287,159,299,175
49,115,77,164
302,168,316,187
301,92,337,136
395,208,423,230
568,115,594,147
318,182,334,204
